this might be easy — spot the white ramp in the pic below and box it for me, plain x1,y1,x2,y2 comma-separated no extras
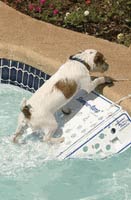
53,91,131,159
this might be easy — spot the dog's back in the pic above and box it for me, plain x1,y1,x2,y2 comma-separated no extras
27,60,89,113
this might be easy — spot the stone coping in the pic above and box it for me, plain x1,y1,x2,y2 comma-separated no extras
0,1,131,115
0,42,56,75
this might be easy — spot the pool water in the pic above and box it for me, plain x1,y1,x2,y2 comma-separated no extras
1,84,131,200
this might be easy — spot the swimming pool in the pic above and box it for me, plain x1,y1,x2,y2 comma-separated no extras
1,59,131,200
1,84,131,200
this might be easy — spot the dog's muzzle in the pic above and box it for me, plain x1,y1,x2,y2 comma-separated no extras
102,63,109,71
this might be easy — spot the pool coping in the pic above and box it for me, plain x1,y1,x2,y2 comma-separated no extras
0,1,131,115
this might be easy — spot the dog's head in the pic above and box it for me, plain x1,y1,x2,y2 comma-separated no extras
72,49,109,72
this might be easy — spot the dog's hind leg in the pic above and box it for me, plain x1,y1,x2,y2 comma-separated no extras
48,137,65,143
13,124,26,143
43,114,64,143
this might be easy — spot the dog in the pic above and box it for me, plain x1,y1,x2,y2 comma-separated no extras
13,49,113,143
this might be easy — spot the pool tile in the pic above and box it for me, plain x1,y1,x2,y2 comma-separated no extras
0,58,3,66
2,58,10,67
10,68,17,81
23,71,28,86
18,62,24,70
29,66,35,74
24,64,30,72
45,74,50,80
1,79,8,84
0,58,51,93
28,74,34,88
41,72,50,80
34,76,39,90
35,68,40,76
2,67,9,80
39,78,45,87
17,70,23,83
11,60,18,68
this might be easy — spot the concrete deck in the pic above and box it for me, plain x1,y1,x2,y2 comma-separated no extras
0,1,131,114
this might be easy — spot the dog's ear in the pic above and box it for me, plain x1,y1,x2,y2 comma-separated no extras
69,54,75,59
69,51,83,59
94,52,104,64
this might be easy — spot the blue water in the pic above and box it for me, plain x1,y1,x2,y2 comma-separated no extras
0,84,131,200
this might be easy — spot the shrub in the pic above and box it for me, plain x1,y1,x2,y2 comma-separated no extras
2,0,131,46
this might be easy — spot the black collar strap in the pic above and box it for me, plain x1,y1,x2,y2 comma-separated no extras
69,55,91,71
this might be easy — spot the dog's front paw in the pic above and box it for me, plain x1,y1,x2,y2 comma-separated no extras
104,76,115,85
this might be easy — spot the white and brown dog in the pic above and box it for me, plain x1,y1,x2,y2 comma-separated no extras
13,49,113,143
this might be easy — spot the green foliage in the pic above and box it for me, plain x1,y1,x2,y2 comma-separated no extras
64,9,87,27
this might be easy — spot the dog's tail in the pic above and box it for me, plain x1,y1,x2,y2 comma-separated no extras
20,98,32,119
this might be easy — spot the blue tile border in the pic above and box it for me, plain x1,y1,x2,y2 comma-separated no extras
0,58,50,93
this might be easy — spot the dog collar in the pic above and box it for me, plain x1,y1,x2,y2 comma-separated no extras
69,55,91,71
